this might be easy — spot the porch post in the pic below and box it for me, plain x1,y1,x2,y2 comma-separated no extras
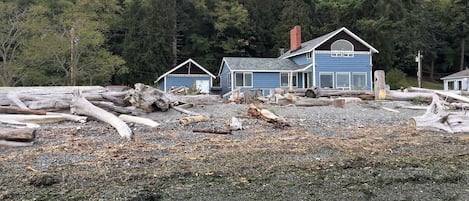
444,80,448,90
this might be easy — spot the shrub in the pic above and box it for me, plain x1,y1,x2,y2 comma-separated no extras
386,68,409,89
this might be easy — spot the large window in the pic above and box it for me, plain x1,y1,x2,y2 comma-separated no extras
280,73,289,87
336,72,350,90
280,73,297,87
352,72,367,90
235,72,253,87
331,40,354,57
319,72,333,88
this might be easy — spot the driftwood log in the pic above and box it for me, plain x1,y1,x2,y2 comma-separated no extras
0,106,46,115
119,114,160,127
125,83,179,112
0,128,36,142
71,94,133,140
409,94,469,133
247,104,290,127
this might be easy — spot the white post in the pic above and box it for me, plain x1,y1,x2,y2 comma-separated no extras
417,50,422,88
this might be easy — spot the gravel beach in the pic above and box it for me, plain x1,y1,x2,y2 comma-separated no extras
0,101,467,200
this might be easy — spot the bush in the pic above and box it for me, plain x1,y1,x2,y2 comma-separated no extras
386,68,409,89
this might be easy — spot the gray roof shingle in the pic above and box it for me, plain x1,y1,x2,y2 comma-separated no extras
223,57,307,71
441,69,469,80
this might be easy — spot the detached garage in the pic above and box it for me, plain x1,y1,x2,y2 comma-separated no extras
155,59,216,93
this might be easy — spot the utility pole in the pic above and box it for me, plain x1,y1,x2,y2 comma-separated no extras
70,27,76,86
416,50,422,88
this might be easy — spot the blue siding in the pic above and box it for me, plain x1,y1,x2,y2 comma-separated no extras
315,53,372,90
296,72,303,88
291,54,312,65
157,80,165,90
165,75,211,91
220,62,231,95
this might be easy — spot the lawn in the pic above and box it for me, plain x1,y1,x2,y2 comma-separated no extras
406,76,443,89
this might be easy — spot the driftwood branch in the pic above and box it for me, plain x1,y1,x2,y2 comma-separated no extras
71,94,133,140
0,106,46,115
119,114,160,127
192,128,232,135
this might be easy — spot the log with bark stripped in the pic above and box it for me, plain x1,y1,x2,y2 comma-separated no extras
71,94,133,140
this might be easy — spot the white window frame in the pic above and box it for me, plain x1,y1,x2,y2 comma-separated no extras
306,52,312,59
280,72,298,88
352,72,367,90
227,73,231,88
336,72,351,90
319,72,334,89
280,72,289,87
331,39,354,57
234,72,253,88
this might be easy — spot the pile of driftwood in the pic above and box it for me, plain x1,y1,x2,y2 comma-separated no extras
0,83,220,145
409,90,469,133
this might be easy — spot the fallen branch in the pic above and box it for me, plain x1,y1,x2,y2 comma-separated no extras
7,93,28,109
192,128,232,135
71,94,133,140
0,128,36,142
0,106,46,115
119,114,160,127
171,106,201,116
180,115,209,125
247,104,290,127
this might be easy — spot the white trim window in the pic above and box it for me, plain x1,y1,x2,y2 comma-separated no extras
319,72,334,89
227,73,231,88
280,72,298,88
280,72,289,87
331,39,354,57
336,72,350,90
235,72,253,87
352,72,367,90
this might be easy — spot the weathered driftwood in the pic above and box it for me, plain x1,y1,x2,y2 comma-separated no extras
180,115,209,125
228,117,243,130
193,128,232,135
125,83,179,112
0,114,70,124
0,120,40,128
0,128,36,142
175,95,220,105
46,112,87,123
101,94,127,106
0,106,47,115
171,106,202,116
247,104,290,127
119,114,160,127
91,101,134,114
7,93,28,109
385,90,433,101
71,94,133,140
26,99,71,110
277,97,333,107
409,94,469,133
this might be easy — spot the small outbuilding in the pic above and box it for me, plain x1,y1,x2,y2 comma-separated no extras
155,59,216,93
440,69,469,91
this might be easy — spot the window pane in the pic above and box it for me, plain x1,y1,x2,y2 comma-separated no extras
281,73,289,87
245,73,252,86
331,40,353,51
320,73,333,88
292,74,297,87
336,73,350,88
235,73,243,87
352,73,366,90
227,74,231,88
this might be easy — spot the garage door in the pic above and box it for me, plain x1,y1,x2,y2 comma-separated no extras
195,80,210,94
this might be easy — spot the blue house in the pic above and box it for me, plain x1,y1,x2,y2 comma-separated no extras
218,26,379,96
155,58,216,93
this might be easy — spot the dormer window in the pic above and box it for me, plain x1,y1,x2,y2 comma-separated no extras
331,40,354,57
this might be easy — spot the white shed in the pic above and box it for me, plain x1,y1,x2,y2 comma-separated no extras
440,69,469,91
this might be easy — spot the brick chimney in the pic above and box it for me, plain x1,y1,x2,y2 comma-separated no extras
290,25,302,52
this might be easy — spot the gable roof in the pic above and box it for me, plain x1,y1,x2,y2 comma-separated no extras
155,58,216,83
219,57,308,74
280,27,379,59
440,69,469,80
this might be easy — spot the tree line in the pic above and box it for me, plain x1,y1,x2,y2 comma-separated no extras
0,0,467,86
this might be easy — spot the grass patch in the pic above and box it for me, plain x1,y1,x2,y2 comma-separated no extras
406,76,443,89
